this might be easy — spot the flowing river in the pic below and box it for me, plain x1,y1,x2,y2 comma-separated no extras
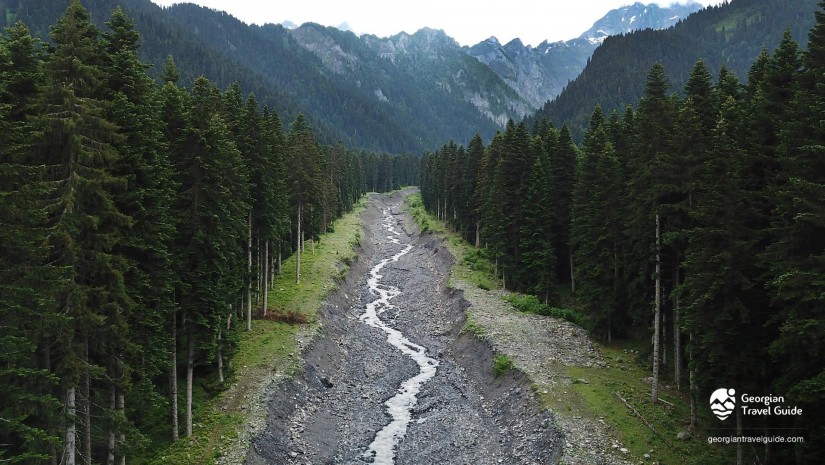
358,209,440,464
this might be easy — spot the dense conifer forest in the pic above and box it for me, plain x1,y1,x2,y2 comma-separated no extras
421,8,825,462
529,0,819,140
0,2,419,463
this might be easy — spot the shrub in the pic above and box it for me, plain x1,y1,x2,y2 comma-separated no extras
493,353,514,377
504,294,585,327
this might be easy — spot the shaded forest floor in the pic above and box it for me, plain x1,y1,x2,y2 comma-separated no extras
405,193,735,465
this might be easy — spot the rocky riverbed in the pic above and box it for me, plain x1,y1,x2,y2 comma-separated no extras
245,190,562,464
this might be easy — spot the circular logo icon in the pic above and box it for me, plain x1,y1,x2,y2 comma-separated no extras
709,388,736,420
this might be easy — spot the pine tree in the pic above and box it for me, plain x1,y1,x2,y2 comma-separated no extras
286,113,321,284
625,62,676,403
680,97,762,424
550,124,578,290
762,3,825,459
0,23,66,462
158,71,192,441
464,134,485,247
572,107,622,341
101,8,178,459
519,142,556,302
485,120,532,288
172,76,249,436
34,1,132,461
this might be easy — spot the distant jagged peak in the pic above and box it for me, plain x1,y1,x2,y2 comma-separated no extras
579,1,702,42
504,37,527,50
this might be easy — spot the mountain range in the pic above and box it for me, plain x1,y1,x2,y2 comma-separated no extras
467,2,703,108
530,0,819,139
0,0,815,150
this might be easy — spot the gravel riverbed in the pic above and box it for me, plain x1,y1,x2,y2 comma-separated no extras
245,191,561,464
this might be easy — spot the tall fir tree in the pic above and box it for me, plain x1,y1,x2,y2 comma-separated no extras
33,1,132,462
572,107,623,341
762,2,825,459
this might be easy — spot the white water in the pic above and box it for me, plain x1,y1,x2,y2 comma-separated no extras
360,209,439,464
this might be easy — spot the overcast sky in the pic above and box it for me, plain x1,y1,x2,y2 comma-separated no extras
148,0,719,47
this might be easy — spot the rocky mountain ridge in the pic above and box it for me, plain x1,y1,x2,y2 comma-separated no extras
466,1,703,108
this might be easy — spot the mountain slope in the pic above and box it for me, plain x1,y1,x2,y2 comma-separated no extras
288,24,529,135
467,2,702,109
0,0,525,152
529,0,819,140
0,0,339,143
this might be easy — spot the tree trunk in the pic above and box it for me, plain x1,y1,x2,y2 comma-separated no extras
82,340,91,465
662,299,668,367
263,240,269,317
610,248,618,344
170,309,178,442
278,241,282,275
311,237,315,256
217,328,224,384
569,245,575,293
186,332,194,437
116,392,125,465
674,266,682,391
65,386,77,465
475,221,480,248
443,199,447,222
689,331,697,431
108,385,116,465
736,405,743,465
256,236,261,303
247,212,253,331
46,347,58,465
652,213,661,404
296,203,302,284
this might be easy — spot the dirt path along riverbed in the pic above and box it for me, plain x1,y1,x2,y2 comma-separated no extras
247,190,561,465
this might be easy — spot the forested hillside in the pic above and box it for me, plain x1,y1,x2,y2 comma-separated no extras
421,5,825,462
0,2,418,463
0,0,523,152
529,0,819,139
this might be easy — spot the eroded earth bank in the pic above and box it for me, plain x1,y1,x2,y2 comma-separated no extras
246,190,561,464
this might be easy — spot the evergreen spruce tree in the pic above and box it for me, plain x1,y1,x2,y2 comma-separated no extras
286,113,321,284
463,134,484,246
680,97,763,425
102,9,178,458
33,1,132,461
550,124,578,290
625,62,676,403
571,107,622,341
0,23,65,462
173,76,249,436
159,72,189,442
762,3,825,459
519,143,556,302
